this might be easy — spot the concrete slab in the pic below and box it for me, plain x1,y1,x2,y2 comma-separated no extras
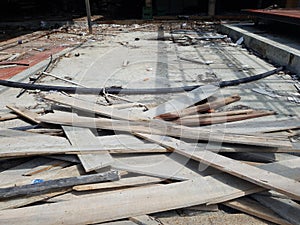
218,23,300,75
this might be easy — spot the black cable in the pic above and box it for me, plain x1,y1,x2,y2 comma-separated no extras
219,66,283,88
0,67,283,95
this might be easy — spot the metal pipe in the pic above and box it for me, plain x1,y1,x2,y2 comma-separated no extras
0,67,283,95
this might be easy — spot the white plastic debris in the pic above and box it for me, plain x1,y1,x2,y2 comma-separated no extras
236,37,244,45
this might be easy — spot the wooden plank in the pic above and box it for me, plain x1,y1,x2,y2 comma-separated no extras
252,194,300,225
0,135,69,149
44,93,148,121
206,118,300,134
6,105,40,124
0,189,70,210
175,110,275,126
100,221,137,225
224,197,292,225
37,111,293,148
73,176,164,191
0,165,81,210
62,125,114,172
187,204,219,212
0,113,18,121
0,171,119,199
0,159,82,189
1,159,299,224
156,94,240,120
144,85,218,118
0,127,40,137
22,159,71,176
0,144,168,158
0,180,222,224
130,215,162,225
136,133,300,200
49,158,300,204
112,153,203,180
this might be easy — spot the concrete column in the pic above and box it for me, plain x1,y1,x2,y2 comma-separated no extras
85,0,92,34
208,0,216,16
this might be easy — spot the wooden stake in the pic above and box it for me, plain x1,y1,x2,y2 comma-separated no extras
85,0,93,34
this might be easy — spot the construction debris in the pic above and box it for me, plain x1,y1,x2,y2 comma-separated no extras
0,21,299,225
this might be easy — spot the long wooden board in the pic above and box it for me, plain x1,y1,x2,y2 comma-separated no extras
136,133,300,201
144,84,218,118
73,176,164,191
37,111,293,148
0,144,168,158
44,93,148,121
206,118,300,134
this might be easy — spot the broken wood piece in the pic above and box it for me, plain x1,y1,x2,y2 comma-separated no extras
42,72,87,87
224,197,292,225
156,94,241,120
129,215,162,225
26,128,63,136
136,133,300,201
62,125,114,172
144,84,218,118
0,171,119,199
44,93,148,121
187,204,219,212
22,160,70,176
6,105,41,124
37,111,293,148
175,110,275,126
101,221,137,225
73,176,164,191
0,62,29,66
252,194,300,225
0,112,18,121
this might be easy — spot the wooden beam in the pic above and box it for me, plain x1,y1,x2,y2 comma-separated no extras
136,133,300,201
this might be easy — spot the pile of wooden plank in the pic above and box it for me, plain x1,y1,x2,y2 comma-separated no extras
0,85,299,225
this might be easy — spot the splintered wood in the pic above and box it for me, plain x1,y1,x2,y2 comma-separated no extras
0,90,300,225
